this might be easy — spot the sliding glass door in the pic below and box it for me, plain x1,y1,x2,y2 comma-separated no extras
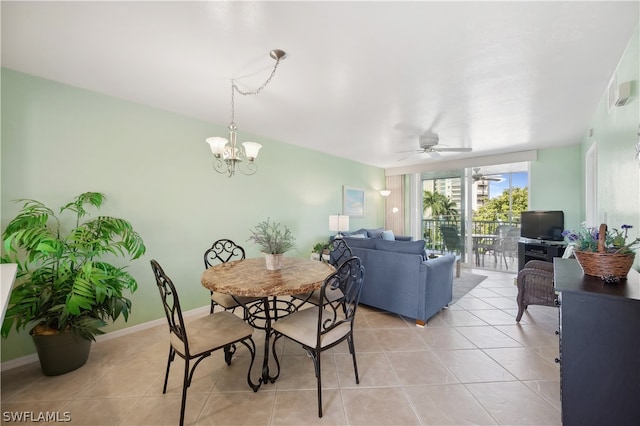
417,162,529,271
421,169,467,262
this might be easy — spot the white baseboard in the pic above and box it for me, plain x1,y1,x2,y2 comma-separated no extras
0,305,210,372
1,353,39,371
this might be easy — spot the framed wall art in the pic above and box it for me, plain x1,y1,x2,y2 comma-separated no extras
343,186,365,217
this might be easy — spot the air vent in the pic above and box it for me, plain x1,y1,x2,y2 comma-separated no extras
615,81,632,107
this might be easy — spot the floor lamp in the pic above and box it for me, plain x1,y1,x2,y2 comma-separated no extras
380,190,391,230
391,207,399,233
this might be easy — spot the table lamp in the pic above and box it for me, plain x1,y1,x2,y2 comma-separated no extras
329,214,349,238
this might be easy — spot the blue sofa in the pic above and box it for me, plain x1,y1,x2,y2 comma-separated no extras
341,227,412,241
342,235,455,325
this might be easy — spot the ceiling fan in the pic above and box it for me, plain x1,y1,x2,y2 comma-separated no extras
397,133,472,160
472,167,503,182
393,120,472,160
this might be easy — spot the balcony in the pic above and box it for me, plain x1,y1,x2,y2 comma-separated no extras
423,218,520,273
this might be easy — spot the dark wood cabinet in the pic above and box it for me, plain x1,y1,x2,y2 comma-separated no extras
554,258,640,426
518,240,565,271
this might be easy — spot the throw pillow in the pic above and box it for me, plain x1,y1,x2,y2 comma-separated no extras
366,227,385,239
347,232,367,239
381,230,395,241
343,228,367,238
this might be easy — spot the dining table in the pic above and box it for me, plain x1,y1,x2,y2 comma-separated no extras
201,256,334,388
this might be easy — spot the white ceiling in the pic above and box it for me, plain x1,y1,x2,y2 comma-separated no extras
2,1,638,170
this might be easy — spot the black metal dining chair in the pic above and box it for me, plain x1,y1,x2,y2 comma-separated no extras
292,238,353,306
204,239,260,315
271,256,365,417
327,238,353,268
150,259,259,426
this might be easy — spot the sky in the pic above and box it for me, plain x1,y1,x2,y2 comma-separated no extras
489,171,528,199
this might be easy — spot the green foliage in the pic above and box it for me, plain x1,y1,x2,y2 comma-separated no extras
423,191,458,218
1,192,146,341
474,187,528,221
248,218,296,254
312,241,329,254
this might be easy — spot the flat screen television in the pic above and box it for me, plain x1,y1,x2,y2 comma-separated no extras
520,210,564,242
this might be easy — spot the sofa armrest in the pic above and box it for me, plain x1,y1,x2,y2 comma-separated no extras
422,254,455,315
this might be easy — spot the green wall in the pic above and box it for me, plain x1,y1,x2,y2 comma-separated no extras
531,26,639,269
529,145,582,230
581,25,640,269
1,69,385,362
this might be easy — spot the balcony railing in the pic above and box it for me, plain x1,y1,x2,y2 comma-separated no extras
422,218,521,255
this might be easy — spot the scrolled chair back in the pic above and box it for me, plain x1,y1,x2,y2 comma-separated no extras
204,239,245,269
317,256,365,343
328,238,353,268
150,259,189,354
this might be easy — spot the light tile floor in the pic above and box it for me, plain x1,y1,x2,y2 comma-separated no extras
1,268,561,425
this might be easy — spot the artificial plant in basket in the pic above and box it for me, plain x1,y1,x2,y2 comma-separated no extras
1,192,146,344
562,224,639,279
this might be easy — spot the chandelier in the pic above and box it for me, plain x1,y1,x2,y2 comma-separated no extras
206,49,286,177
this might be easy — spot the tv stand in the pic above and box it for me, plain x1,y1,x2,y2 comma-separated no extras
518,240,565,271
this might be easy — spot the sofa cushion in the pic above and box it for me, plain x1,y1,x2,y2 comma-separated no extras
374,239,426,255
342,236,377,249
381,230,395,241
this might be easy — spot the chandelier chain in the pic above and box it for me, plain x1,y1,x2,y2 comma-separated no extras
230,57,283,124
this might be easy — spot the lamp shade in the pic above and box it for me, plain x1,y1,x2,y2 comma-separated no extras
242,142,262,160
379,190,391,197
329,215,350,233
205,137,228,156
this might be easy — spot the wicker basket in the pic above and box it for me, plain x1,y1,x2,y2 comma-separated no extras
573,224,635,279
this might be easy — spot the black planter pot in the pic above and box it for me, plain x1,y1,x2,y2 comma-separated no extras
31,330,92,376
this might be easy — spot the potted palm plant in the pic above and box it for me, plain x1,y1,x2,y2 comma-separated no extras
1,192,146,375
248,218,295,270
311,241,330,261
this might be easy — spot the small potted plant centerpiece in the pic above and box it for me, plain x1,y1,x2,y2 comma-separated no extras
248,218,295,270
1,192,146,375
